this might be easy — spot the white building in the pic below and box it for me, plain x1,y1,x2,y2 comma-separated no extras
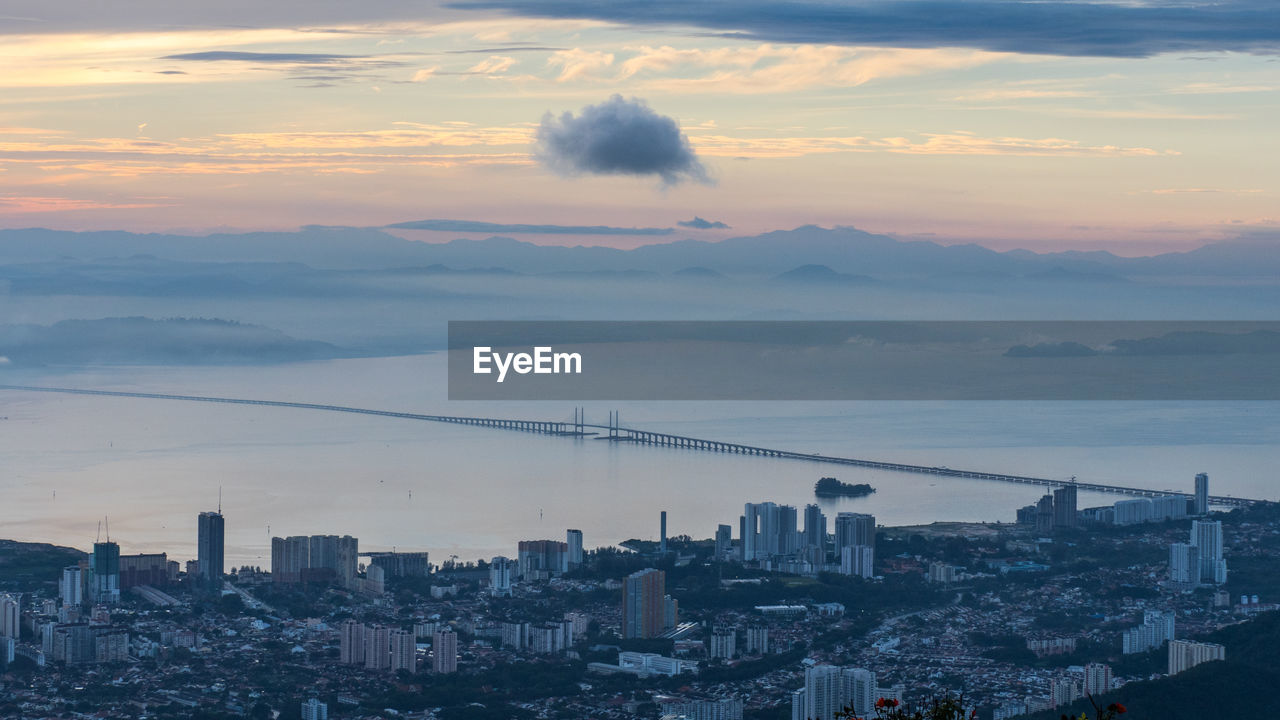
489,556,514,597
301,698,329,720
791,664,877,720
1122,610,1175,654
709,628,736,659
1168,639,1224,675
1084,663,1112,697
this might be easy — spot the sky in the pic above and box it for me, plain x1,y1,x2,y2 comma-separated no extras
0,0,1277,253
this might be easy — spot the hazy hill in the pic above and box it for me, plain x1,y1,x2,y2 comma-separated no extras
2,224,1277,278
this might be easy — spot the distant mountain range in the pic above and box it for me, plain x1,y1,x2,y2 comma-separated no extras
1,224,1277,278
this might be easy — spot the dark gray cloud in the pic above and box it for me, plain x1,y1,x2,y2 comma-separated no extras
536,95,710,186
678,217,730,229
450,0,1280,58
386,219,674,235
444,46,567,54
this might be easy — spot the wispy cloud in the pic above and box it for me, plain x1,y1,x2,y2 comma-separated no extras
546,48,614,82
452,0,1280,58
688,132,1175,158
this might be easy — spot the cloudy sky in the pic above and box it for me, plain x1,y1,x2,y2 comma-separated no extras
1,0,1277,252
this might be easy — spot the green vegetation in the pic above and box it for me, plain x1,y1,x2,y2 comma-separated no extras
0,539,85,593
815,477,876,498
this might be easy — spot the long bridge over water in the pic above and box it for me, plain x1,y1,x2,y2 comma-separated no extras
0,384,1265,508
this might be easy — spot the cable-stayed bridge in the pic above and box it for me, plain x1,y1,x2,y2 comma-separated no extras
0,384,1264,508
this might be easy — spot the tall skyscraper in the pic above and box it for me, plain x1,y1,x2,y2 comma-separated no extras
197,510,225,592
566,529,584,568
1035,494,1055,534
364,624,391,670
489,556,514,597
60,566,83,608
517,540,569,577
622,568,667,639
834,513,875,555
743,502,807,560
1194,473,1209,515
271,536,310,584
746,625,769,655
1053,485,1078,527
390,629,416,673
804,504,827,550
89,541,120,604
1084,663,1112,697
433,629,458,673
660,511,668,555
339,620,366,664
791,665,877,720
0,594,19,639
1169,543,1197,584
1192,520,1227,584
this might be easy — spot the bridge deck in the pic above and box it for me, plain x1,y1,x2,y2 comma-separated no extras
0,384,1263,508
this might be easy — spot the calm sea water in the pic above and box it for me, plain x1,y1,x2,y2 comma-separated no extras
2,354,1278,568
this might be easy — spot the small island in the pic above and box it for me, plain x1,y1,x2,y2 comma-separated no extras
814,476,876,498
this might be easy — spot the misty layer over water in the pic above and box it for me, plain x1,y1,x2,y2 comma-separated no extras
2,354,1278,568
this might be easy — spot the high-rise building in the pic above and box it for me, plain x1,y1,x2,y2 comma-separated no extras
335,535,359,588
566,529,584,567
803,504,827,551
369,551,430,579
2,636,14,667
197,511,225,592
271,536,310,584
1169,543,1197,584
1083,663,1112,697
60,566,83,608
1122,610,1175,654
841,545,875,578
301,698,329,720
743,502,803,560
746,625,769,655
714,524,733,560
490,556,514,597
622,568,667,639
433,629,458,673
339,620,366,664
1168,639,1225,675
1051,677,1080,708
364,624,391,670
0,594,19,639
89,541,120,604
1194,473,1209,515
660,511,668,555
834,513,875,556
709,628,736,659
119,553,169,588
1053,486,1078,527
1113,498,1154,525
660,698,744,720
517,540,569,577
390,629,416,673
1192,520,1226,584
1035,494,1056,534
791,665,877,720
